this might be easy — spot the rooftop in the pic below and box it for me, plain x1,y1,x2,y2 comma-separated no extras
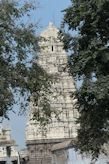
40,22,59,39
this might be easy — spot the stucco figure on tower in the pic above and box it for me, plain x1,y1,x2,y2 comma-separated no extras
26,22,78,164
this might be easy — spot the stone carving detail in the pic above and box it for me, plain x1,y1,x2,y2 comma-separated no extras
26,22,78,141
0,123,18,161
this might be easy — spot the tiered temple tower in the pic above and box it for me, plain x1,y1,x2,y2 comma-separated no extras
26,22,78,164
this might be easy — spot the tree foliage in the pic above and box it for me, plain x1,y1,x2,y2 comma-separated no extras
0,0,52,121
61,0,109,158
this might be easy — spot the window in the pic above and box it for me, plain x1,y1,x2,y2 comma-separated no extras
52,46,53,51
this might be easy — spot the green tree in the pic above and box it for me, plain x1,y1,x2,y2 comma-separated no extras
0,0,52,122
61,0,109,158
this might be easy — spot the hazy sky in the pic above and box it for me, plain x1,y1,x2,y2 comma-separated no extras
3,0,71,151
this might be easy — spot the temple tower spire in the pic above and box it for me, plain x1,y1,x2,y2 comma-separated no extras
26,23,78,164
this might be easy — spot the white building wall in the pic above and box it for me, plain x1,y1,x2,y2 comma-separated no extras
26,22,78,141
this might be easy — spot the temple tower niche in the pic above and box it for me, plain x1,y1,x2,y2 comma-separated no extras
26,22,78,164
